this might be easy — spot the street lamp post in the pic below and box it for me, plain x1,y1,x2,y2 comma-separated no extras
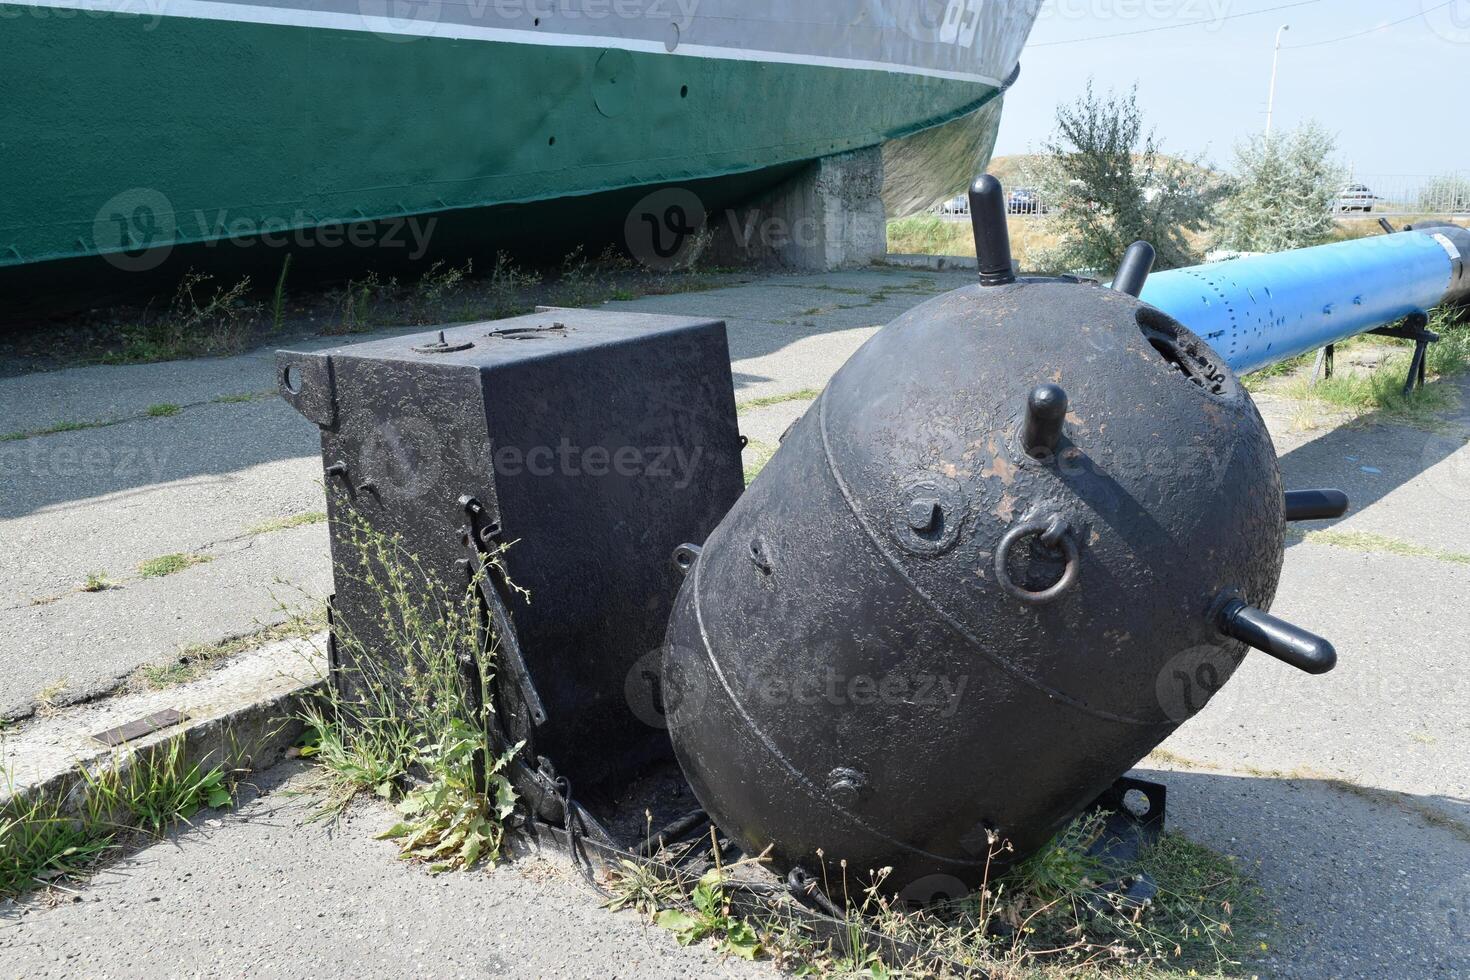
1266,24,1290,135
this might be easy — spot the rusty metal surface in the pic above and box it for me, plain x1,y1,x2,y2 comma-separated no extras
664,280,1286,895
93,708,189,747
280,310,745,801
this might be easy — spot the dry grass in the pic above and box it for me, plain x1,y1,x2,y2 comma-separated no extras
889,207,1468,282
610,814,1272,979
1328,215,1470,243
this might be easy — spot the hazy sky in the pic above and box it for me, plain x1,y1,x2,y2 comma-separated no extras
994,0,1469,178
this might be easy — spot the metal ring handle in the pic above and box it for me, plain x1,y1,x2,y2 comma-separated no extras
994,517,1079,605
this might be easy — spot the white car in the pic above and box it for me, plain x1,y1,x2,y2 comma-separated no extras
1336,184,1378,213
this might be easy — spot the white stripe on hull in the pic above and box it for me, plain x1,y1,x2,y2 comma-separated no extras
1,0,1027,86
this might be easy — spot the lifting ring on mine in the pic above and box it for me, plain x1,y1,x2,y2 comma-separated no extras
994,515,1080,605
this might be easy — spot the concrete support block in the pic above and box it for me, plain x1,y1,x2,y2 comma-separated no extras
710,147,886,271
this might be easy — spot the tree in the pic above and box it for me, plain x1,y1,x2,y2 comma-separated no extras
1215,122,1343,253
1026,82,1222,275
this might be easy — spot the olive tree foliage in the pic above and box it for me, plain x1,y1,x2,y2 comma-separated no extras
1214,122,1344,253
1025,82,1223,275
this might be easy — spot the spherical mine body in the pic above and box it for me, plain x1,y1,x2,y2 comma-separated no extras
663,281,1286,896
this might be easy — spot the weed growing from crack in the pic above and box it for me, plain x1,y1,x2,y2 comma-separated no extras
1,735,236,900
130,609,324,692
0,771,113,899
84,737,233,836
736,388,821,412
297,510,520,872
606,813,1271,978
248,511,327,536
80,571,113,593
136,552,211,578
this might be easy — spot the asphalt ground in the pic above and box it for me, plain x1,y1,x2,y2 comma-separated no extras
2,266,1467,976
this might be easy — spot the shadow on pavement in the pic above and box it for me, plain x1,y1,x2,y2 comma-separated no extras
1134,765,1469,978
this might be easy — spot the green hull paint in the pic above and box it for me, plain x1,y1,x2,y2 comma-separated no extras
1,9,997,268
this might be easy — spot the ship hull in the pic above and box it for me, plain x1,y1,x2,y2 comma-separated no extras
2,0,1035,268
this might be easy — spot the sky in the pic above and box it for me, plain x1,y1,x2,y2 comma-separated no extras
994,0,1469,178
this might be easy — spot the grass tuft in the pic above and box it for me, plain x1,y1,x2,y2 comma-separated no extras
85,737,233,835
248,511,327,536
80,570,113,593
0,784,113,900
1262,307,1470,427
271,254,292,335
137,552,211,579
2,736,235,899
0,419,96,442
1296,528,1470,565
742,439,777,486
131,609,324,691
736,388,822,412
145,403,181,418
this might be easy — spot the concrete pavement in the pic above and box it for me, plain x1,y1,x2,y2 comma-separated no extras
0,268,959,719
2,265,1468,976
0,762,769,980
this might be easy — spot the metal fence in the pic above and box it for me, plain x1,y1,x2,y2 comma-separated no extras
928,173,1470,220
1340,173,1470,217
932,193,1050,218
